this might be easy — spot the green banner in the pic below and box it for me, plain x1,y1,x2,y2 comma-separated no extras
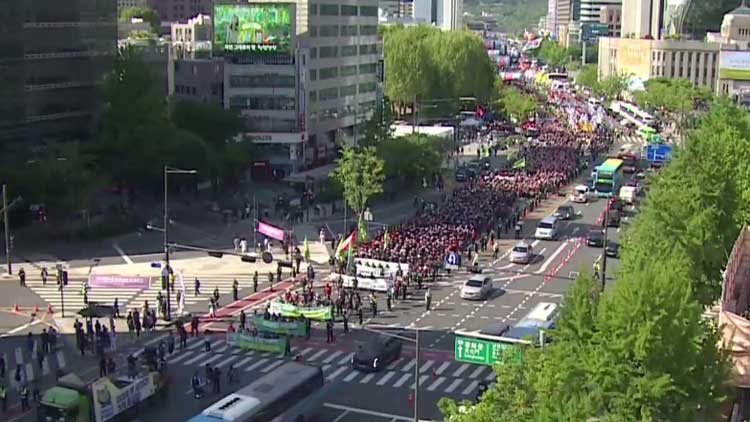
252,315,308,337
454,335,522,366
270,302,332,321
231,333,288,354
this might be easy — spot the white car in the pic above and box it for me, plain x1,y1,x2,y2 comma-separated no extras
510,242,533,264
534,216,559,240
461,275,492,300
571,185,593,203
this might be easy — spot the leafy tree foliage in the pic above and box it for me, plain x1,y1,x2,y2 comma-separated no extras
384,26,495,110
118,6,161,33
534,39,569,71
441,97,746,421
360,97,395,147
574,65,628,101
496,86,537,122
331,147,385,217
575,65,599,91
377,134,448,190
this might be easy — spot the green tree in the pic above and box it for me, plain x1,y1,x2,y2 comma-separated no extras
575,64,599,92
377,134,445,190
119,6,161,33
498,86,537,122
536,39,569,71
597,73,629,101
384,25,438,110
331,147,385,219
360,97,395,147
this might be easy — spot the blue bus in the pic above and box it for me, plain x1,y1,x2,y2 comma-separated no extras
186,362,331,422
593,158,624,197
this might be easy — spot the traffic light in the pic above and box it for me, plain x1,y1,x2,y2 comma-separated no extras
62,271,68,286
241,255,256,263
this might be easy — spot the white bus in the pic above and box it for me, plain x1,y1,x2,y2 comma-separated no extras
613,101,655,128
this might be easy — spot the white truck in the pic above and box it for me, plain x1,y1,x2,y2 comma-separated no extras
619,186,637,205
570,185,594,203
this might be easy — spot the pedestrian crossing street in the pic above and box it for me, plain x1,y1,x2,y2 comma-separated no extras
163,337,495,397
1,341,67,391
23,274,274,315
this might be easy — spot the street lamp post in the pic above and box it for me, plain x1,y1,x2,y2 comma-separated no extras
362,325,421,421
163,166,197,320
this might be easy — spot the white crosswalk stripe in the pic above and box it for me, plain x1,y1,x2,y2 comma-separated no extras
326,366,348,380
427,377,447,391
444,378,463,393
322,350,342,364
462,380,479,395
393,373,411,388
261,359,285,373
245,358,269,372
24,277,142,315
376,371,396,386
343,370,359,382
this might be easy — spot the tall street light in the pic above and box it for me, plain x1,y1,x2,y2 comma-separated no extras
362,324,421,421
164,165,196,320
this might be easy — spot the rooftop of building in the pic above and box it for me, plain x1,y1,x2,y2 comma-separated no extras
730,0,750,16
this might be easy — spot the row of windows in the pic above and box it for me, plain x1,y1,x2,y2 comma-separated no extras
229,96,296,111
309,4,377,17
310,101,377,122
312,63,378,80
650,50,717,67
309,44,380,59
309,83,378,102
309,25,378,38
229,74,295,88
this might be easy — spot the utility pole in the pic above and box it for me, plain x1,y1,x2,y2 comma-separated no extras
414,327,420,422
3,184,11,275
163,166,171,321
253,195,258,251
582,41,587,66
600,203,609,291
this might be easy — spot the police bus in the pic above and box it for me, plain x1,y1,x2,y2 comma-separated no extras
186,362,333,422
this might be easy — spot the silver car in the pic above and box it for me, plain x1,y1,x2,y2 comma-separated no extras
510,242,533,264
461,275,492,300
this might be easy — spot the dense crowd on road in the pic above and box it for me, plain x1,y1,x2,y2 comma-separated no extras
356,89,614,273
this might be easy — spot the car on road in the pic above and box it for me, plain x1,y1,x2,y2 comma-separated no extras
534,216,559,240
455,168,467,182
554,204,575,220
510,241,533,264
461,275,493,300
351,335,402,372
571,184,594,203
606,242,620,258
587,230,604,247
607,209,621,227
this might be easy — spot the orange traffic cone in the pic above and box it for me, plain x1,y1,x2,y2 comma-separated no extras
13,304,19,312
47,304,54,314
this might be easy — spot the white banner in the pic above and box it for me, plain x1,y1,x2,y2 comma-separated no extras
336,274,393,292
354,258,410,276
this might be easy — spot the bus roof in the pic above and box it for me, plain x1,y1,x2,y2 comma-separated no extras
598,159,624,173
41,386,80,409
503,302,559,341
236,362,323,407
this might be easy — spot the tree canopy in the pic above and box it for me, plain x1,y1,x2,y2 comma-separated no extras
575,65,628,101
496,85,537,122
384,26,495,108
377,134,449,190
533,39,569,72
440,96,748,421
331,147,385,217
118,6,161,33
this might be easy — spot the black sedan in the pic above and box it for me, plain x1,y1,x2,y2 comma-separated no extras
606,242,620,258
351,335,402,372
587,230,604,247
607,209,621,227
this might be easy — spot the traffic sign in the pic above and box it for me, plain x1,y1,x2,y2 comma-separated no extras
454,335,521,366
151,262,162,269
444,252,461,270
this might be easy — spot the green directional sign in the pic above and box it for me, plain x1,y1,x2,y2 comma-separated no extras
454,335,522,366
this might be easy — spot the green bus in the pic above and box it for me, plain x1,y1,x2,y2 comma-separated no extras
593,158,624,197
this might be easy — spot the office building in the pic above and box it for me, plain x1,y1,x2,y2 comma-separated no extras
580,0,621,24
556,0,581,26
413,0,436,23
621,0,666,38
547,0,559,34
379,0,414,18
441,0,463,30
118,0,148,9
171,14,212,60
147,0,212,22
600,5,622,37
0,0,117,149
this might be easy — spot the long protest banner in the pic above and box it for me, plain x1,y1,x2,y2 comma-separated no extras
251,315,308,337
227,332,288,354
268,301,332,321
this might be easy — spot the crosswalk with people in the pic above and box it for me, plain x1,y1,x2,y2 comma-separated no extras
0,342,67,392
160,336,494,397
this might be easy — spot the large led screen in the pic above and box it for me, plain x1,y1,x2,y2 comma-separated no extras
214,4,293,55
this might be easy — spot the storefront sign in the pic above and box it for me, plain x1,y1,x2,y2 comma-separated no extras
88,275,151,289
246,133,303,144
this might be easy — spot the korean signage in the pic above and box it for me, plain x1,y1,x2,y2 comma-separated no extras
454,335,521,366
245,132,302,144
581,23,609,43
88,275,150,289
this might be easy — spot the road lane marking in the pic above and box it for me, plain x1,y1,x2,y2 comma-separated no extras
435,361,451,375
214,356,238,368
338,352,354,365
323,403,414,422
326,366,348,380
452,364,470,377
343,370,360,382
402,358,417,372
534,242,568,274
411,375,430,389
427,377,447,391
201,354,225,366
261,359,285,373
1,319,44,338
323,350,343,364
308,349,328,361
113,243,134,265
245,358,269,371
376,371,396,385
462,380,479,395
182,352,208,366
469,366,485,378
333,411,350,422
298,347,315,356
486,370,497,381
445,378,463,393
393,373,411,388
233,356,254,368
419,361,434,373
360,373,376,383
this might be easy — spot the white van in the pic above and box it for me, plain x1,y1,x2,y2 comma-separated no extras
571,184,593,203
535,216,559,240
619,186,637,204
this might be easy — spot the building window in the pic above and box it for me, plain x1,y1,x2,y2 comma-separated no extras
340,65,358,77
310,26,318,37
320,4,339,16
310,91,317,103
309,69,317,81
340,84,357,96
341,45,358,57
310,48,317,58
320,25,339,37
341,5,358,16
319,46,338,58
359,25,378,36
310,4,318,15
319,87,339,101
229,96,296,111
360,44,378,55
230,74,295,88
359,6,378,16
359,63,377,74
341,25,358,36
359,82,377,93
319,66,339,79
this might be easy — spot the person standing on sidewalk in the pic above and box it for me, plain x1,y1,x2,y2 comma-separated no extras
239,310,246,332
194,277,201,297
20,384,29,412
268,272,274,292
41,267,48,285
425,289,432,311
232,279,239,301
326,319,334,343
253,271,258,292
0,384,6,413
18,268,26,287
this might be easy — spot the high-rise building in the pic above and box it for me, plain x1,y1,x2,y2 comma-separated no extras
547,0,559,34
600,5,622,37
147,0,212,22
556,0,581,32
621,0,666,38
379,0,414,18
413,0,434,23
0,0,117,149
441,0,463,30
580,0,621,24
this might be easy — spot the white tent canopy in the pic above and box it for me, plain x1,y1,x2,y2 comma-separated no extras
391,124,454,140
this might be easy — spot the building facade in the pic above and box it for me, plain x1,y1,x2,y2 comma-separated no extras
598,37,720,90
556,0,581,27
379,0,414,18
147,0,212,22
0,0,117,150
621,0,666,38
547,0,559,34
441,0,463,30
118,0,148,9
600,5,622,37
580,0,621,24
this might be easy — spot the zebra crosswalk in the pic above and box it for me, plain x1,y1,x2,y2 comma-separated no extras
0,341,67,392
159,336,495,397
